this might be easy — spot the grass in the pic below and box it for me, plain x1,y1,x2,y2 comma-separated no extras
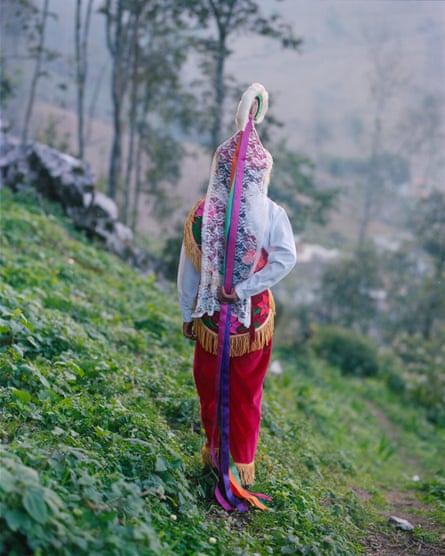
0,188,444,555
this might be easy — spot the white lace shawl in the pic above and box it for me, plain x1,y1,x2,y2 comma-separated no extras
192,126,273,327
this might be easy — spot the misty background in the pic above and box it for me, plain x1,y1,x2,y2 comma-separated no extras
3,1,444,222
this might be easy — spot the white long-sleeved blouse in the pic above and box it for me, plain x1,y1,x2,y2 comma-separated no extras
177,199,297,323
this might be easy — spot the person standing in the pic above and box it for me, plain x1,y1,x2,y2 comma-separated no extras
177,83,296,509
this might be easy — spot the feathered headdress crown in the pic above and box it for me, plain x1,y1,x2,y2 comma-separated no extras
235,82,269,130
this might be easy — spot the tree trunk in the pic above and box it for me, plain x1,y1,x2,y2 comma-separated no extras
21,0,50,144
75,0,83,157
106,1,123,200
75,0,93,160
208,0,235,154
108,95,122,200
358,113,382,245
124,12,141,224
131,86,151,232
106,1,135,201
131,131,143,232
85,62,106,144
211,37,225,153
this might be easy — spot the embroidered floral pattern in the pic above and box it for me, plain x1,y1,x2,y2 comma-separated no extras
254,291,269,317
191,200,270,337
200,289,270,336
191,199,205,246
242,249,256,265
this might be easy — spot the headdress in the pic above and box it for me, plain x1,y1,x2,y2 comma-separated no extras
235,81,269,129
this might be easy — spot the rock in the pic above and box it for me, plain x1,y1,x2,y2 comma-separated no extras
388,515,414,531
68,191,119,240
31,142,94,207
0,141,94,205
270,360,283,375
106,221,134,260
0,135,159,274
0,143,36,191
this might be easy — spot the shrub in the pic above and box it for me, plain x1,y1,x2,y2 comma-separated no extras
389,332,445,425
311,326,380,377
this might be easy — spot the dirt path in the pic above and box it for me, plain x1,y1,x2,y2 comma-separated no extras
363,489,445,556
359,402,445,555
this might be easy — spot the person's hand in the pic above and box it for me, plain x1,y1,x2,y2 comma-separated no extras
182,321,196,341
217,286,239,304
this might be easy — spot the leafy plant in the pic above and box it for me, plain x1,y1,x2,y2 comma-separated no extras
389,332,445,425
311,325,380,377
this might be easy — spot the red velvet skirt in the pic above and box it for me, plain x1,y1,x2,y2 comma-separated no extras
193,339,272,464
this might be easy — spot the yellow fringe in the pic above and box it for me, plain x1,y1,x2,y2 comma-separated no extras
194,291,275,357
202,446,217,466
183,198,204,272
234,462,255,487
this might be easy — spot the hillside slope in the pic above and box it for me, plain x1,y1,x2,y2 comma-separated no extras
0,189,444,555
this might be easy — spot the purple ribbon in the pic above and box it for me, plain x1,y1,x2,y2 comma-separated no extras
211,116,254,511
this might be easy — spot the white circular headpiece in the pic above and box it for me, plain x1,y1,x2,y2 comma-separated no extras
235,82,269,130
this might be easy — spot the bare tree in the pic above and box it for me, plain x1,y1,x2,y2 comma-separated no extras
182,0,302,153
21,0,51,144
128,25,193,231
75,0,94,160
131,125,145,231
397,93,445,188
102,0,139,200
101,1,194,230
358,29,408,244
85,62,107,145
123,4,142,225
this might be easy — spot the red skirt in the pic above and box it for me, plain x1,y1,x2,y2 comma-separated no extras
193,339,272,464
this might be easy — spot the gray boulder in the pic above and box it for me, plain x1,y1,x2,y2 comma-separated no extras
0,136,156,273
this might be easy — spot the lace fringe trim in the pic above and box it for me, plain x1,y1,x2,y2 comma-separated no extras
194,292,275,357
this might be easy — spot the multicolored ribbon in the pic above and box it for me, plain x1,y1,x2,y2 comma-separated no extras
210,113,271,512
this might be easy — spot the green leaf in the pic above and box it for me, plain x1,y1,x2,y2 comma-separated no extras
5,509,29,532
11,388,31,405
22,486,48,524
36,371,50,388
0,468,15,493
155,456,168,473
0,318,11,333
26,335,39,348
11,344,25,358
43,487,63,515
0,305,13,317
16,465,39,484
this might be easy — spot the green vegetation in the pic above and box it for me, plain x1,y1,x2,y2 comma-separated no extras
311,326,380,377
1,189,444,555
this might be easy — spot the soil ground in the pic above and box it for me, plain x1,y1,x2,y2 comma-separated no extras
363,489,445,556
360,403,445,555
